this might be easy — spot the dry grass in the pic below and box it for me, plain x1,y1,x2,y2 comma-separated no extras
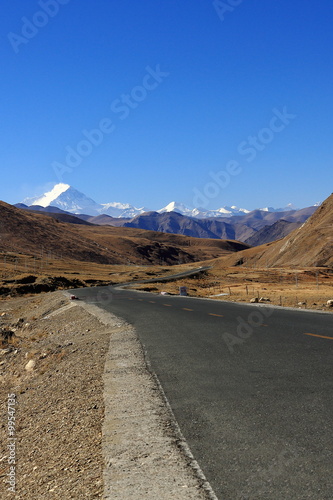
0,249,196,296
130,266,333,311
0,251,191,281
1,253,332,312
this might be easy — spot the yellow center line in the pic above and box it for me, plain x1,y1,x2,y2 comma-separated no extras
163,304,172,307
182,308,193,311
304,333,333,340
138,299,144,301
148,301,156,303
208,313,224,317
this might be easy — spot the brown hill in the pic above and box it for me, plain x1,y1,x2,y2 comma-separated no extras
0,201,249,266
31,210,94,225
124,211,239,239
17,202,317,243
81,214,130,226
217,194,333,268
245,219,301,246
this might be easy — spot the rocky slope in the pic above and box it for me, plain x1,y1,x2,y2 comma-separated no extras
245,219,301,246
219,193,333,268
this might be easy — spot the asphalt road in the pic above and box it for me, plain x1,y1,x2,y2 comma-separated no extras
73,286,333,499
116,265,212,286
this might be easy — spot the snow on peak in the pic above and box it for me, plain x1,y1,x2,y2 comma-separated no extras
102,202,132,210
157,201,193,217
25,183,70,207
158,201,191,214
259,204,298,213
21,183,306,219
22,183,146,217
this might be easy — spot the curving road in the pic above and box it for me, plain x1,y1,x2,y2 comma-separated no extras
115,265,212,287
73,285,333,499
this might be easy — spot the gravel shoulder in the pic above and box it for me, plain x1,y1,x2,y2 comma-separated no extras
0,291,214,499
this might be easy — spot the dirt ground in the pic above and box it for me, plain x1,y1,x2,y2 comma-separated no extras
130,267,333,311
0,251,190,294
0,291,214,499
0,292,109,498
1,251,333,311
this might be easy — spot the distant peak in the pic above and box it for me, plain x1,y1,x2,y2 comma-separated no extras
158,201,190,214
47,183,70,193
165,201,184,209
23,183,70,207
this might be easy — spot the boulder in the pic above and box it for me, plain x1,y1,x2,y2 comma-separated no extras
25,359,36,371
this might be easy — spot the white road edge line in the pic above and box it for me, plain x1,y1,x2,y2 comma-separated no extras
67,292,218,499
142,347,219,500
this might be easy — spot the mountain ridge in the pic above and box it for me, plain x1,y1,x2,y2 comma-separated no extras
0,200,250,266
217,192,333,268
15,200,318,245
22,183,316,219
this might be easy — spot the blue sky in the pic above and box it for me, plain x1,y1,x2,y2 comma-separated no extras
1,0,333,210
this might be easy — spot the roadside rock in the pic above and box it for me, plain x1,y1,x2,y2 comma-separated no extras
25,359,36,371
0,328,15,342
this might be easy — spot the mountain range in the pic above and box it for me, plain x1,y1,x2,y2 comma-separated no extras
221,192,333,268
122,209,316,244
0,200,250,267
3,190,332,270
22,183,312,219
16,183,320,247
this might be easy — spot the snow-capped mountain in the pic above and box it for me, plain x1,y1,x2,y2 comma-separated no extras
158,201,197,217
100,202,150,218
23,184,147,218
259,203,299,212
22,183,306,219
158,202,250,218
24,184,102,214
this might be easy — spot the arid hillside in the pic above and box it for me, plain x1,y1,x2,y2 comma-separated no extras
0,201,249,266
216,193,333,268
245,219,301,246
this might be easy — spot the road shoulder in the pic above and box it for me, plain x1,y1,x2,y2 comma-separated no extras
0,291,215,499
77,299,216,500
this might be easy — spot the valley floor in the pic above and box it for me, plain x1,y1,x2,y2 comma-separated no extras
128,266,333,312
1,251,332,311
